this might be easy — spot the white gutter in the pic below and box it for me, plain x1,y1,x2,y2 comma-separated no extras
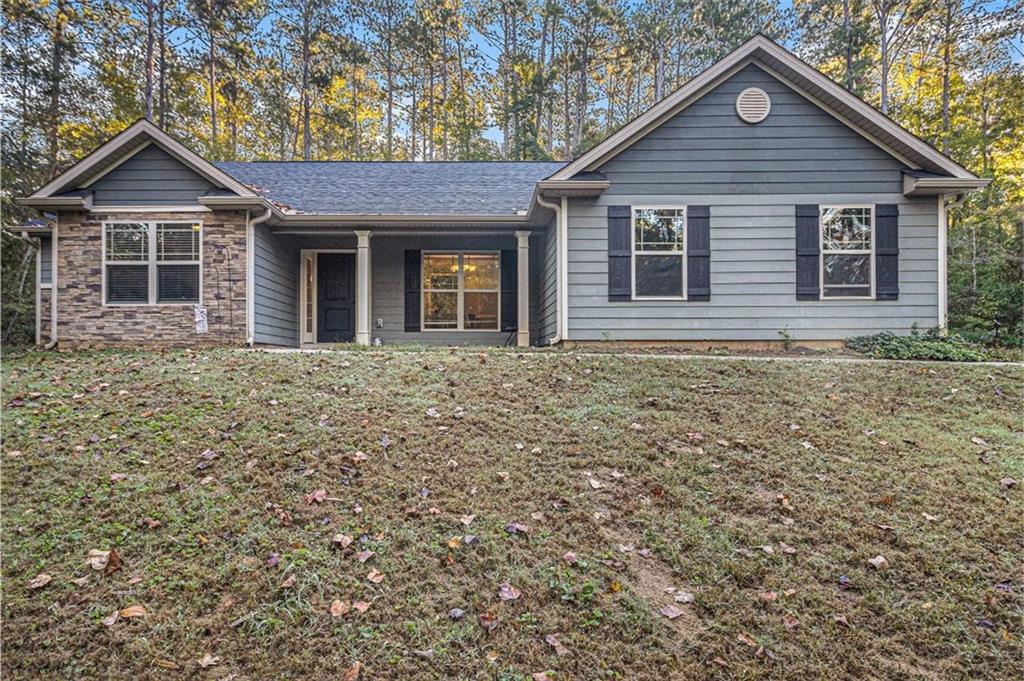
246,207,273,345
535,193,568,344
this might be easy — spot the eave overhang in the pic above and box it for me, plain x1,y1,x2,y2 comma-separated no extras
902,173,991,196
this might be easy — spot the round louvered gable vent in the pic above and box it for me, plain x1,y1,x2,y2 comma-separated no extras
736,87,771,123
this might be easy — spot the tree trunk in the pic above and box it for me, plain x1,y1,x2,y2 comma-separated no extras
207,0,218,154
158,0,167,127
47,0,66,178
301,13,311,161
941,5,952,154
385,9,394,160
843,0,853,90
144,0,155,120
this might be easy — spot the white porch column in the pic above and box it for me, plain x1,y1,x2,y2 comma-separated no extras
354,230,372,346
515,230,531,347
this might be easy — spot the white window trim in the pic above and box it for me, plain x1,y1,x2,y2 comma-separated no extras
819,205,875,300
420,251,501,332
631,205,688,301
101,220,203,306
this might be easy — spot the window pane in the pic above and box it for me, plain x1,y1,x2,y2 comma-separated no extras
822,208,871,250
424,291,458,328
464,291,498,329
635,255,683,297
106,264,149,303
634,208,684,251
422,254,458,290
157,223,200,261
106,223,148,261
157,264,199,303
463,254,499,289
823,254,871,297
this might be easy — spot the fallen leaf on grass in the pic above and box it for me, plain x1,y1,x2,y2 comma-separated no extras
353,601,371,613
105,548,123,575
531,673,552,680
351,451,368,464
110,473,128,482
198,653,220,668
305,489,327,505
342,661,362,681
332,534,354,548
330,599,350,617
674,591,694,604
783,613,799,629
659,605,684,620
737,632,757,647
868,555,889,570
87,549,111,571
448,608,464,620
279,574,296,588
27,573,52,589
355,550,375,563
759,591,778,603
479,613,498,632
101,610,119,627
505,522,529,535
545,633,569,656
1001,477,1017,489
921,512,938,522
588,478,604,490
366,569,385,584
834,614,851,627
563,552,578,565
459,514,475,526
120,605,147,618
266,552,280,567
498,583,521,601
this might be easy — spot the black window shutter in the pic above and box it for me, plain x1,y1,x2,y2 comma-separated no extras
500,249,517,332
608,205,632,301
686,205,710,301
795,204,820,300
404,250,421,332
875,204,899,300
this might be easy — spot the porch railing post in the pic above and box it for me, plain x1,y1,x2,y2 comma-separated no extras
354,230,372,346
515,230,530,347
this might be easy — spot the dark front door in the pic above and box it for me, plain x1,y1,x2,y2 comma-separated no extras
317,253,356,343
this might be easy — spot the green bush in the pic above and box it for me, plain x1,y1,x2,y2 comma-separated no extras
846,329,992,362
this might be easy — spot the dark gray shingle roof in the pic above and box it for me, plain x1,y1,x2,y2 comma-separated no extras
213,161,566,215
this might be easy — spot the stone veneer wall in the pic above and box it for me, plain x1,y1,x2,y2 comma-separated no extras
54,210,247,348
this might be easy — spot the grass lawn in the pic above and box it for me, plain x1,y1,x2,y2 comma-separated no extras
2,348,1022,680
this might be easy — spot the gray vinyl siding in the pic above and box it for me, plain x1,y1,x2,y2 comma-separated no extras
566,64,939,341
253,224,299,346
39,236,52,284
87,144,216,206
538,217,559,342
371,235,518,346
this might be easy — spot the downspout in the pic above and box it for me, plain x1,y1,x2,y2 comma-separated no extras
535,193,567,344
938,192,966,336
45,216,58,349
246,205,273,346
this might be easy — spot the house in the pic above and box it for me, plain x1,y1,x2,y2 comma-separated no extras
17,35,989,350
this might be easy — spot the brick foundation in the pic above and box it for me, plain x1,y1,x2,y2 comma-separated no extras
53,210,247,348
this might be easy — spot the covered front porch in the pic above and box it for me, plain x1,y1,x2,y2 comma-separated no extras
251,224,546,348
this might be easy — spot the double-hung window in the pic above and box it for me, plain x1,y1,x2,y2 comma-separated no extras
633,207,686,298
820,206,872,298
422,252,499,331
104,221,201,304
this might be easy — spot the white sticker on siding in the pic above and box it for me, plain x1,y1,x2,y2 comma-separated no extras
736,88,771,123
194,305,208,334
